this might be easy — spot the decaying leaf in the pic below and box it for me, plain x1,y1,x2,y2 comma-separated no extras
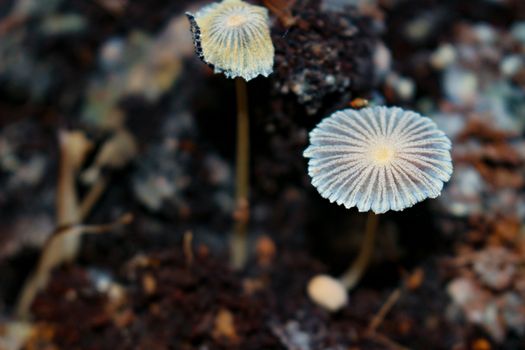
212,308,239,343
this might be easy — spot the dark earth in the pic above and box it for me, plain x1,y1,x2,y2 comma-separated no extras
1,0,525,349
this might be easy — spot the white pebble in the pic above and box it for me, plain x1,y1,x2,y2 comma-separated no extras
430,44,456,69
500,55,523,77
444,66,478,105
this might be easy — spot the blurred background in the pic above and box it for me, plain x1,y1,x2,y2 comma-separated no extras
0,0,524,349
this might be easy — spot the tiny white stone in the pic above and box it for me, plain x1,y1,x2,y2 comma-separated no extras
405,17,431,42
430,44,456,69
386,73,415,101
447,277,479,306
511,22,525,45
473,24,496,45
396,77,415,100
325,75,336,85
444,66,478,105
307,274,348,312
500,55,523,77
373,42,392,80
100,38,124,68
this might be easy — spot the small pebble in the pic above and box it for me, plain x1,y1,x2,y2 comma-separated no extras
444,66,478,104
511,21,525,45
430,44,456,69
500,55,523,77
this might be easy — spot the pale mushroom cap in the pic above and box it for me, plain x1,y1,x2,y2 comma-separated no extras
304,106,453,214
307,274,348,312
187,0,274,81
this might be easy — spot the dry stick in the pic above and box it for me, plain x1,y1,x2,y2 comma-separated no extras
231,78,250,269
80,213,134,234
368,332,410,350
183,231,194,266
79,176,109,220
367,287,403,335
16,131,85,319
15,226,83,320
56,131,82,227
17,132,124,320
15,213,133,319
340,212,379,290
355,278,410,350
55,131,93,273
366,278,409,350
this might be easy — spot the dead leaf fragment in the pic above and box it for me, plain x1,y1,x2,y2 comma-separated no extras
212,308,238,343
142,273,157,295
256,235,276,267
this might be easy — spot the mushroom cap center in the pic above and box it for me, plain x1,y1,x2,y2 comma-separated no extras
371,144,396,164
225,13,248,27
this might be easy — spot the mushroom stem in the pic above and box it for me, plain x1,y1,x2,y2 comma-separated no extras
340,212,379,290
231,77,250,269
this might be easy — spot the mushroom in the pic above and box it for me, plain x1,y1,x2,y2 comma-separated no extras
186,0,274,81
304,106,453,311
304,106,453,213
186,0,275,269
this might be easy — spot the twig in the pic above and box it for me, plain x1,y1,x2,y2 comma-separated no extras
56,130,87,226
183,231,194,266
15,213,133,320
367,287,402,335
368,332,411,350
80,213,133,234
79,176,109,220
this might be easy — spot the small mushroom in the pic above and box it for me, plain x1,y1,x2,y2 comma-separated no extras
304,106,453,307
185,0,276,269
186,0,274,81
304,106,453,214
